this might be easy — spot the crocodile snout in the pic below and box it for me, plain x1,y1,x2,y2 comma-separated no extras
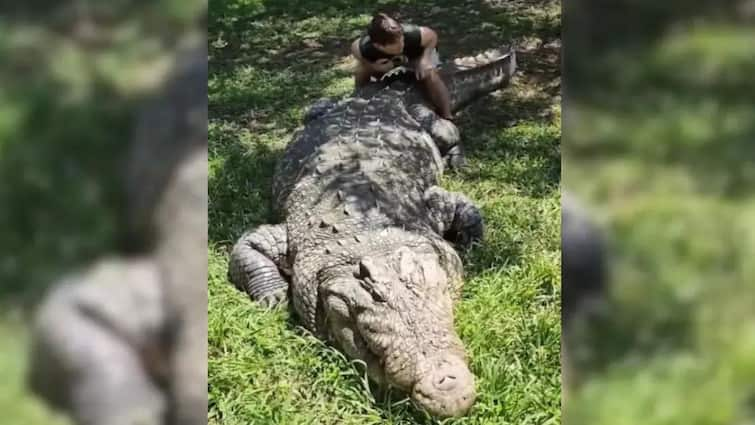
412,355,476,417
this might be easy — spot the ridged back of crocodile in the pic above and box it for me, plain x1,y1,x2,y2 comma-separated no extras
272,88,442,221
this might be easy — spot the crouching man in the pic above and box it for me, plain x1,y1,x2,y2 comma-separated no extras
352,13,453,120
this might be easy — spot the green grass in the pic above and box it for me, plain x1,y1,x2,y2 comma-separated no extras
209,0,561,423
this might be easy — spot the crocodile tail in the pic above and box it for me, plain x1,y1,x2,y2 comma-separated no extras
441,47,517,112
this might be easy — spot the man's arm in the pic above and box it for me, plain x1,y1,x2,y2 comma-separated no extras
419,27,438,59
415,27,439,79
351,39,373,87
351,39,394,87
415,27,453,119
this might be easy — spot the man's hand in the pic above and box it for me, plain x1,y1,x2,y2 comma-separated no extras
415,57,433,80
352,39,394,85
373,58,396,74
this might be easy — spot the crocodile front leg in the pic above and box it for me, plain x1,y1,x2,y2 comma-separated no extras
228,224,289,307
407,104,466,169
424,186,484,250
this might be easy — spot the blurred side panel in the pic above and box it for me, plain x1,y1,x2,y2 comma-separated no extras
0,2,208,424
563,0,755,423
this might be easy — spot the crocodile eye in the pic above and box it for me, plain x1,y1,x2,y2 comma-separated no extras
359,278,387,303
357,261,372,280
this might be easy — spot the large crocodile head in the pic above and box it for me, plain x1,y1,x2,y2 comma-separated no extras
320,238,473,417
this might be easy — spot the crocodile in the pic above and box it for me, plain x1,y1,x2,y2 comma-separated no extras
229,47,516,418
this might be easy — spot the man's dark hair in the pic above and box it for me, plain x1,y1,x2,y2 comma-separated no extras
368,13,402,45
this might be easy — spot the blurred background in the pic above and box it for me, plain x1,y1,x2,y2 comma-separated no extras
563,0,755,423
0,2,205,423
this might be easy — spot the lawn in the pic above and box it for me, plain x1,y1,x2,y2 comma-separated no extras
208,1,561,424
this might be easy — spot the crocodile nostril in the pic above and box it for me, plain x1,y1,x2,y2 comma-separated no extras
435,374,458,390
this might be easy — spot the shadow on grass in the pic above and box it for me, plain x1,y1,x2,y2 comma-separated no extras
209,133,283,246
456,84,560,199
